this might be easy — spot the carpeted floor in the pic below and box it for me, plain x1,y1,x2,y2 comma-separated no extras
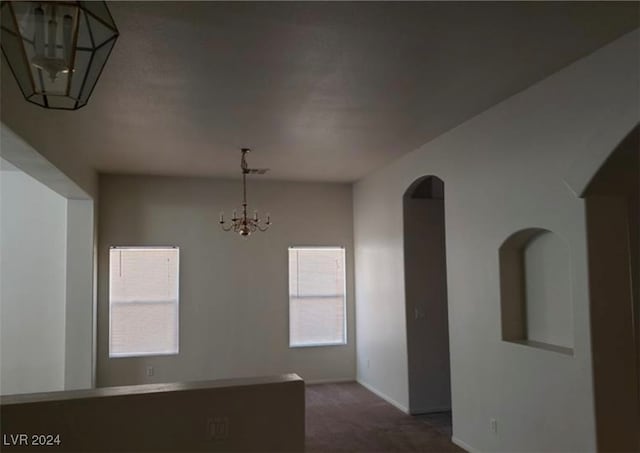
305,382,464,452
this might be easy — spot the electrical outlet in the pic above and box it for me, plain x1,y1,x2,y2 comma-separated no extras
207,417,229,440
146,366,154,377
490,418,498,435
366,359,370,369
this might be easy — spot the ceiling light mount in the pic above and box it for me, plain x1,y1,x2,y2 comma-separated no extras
219,148,271,237
1,1,119,110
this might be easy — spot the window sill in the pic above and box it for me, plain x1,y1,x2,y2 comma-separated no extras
109,351,179,359
289,342,347,349
505,339,573,356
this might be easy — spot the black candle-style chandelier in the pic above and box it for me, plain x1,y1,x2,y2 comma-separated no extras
0,1,119,110
219,148,271,237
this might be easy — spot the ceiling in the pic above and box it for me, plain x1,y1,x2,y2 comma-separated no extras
1,1,638,182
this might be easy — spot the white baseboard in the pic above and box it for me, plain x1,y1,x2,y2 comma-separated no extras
451,436,479,453
356,379,409,413
305,377,355,385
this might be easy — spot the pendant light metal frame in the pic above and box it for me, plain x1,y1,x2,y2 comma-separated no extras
1,1,119,110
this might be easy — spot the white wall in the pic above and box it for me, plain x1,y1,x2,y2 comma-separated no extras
97,175,355,386
0,128,96,394
1,70,98,199
65,199,96,390
0,166,68,395
354,30,639,452
524,232,573,350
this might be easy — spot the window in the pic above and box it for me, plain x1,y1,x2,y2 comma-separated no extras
289,247,346,347
109,247,179,357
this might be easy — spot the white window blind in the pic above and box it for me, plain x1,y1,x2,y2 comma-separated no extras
289,247,346,347
109,247,179,357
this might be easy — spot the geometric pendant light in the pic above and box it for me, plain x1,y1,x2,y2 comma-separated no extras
1,1,119,110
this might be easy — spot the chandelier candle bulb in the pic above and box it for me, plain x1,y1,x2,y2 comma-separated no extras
254,210,258,221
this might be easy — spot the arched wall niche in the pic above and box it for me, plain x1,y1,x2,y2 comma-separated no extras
499,228,574,355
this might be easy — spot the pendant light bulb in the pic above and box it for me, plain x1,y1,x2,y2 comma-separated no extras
2,0,119,109
63,14,73,66
34,6,45,57
47,17,56,59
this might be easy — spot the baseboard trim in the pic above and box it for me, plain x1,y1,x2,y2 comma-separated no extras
410,406,452,415
305,378,355,385
451,436,478,453
356,379,409,413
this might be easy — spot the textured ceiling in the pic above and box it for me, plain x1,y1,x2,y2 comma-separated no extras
1,1,638,182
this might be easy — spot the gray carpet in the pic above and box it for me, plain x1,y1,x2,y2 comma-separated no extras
305,382,464,452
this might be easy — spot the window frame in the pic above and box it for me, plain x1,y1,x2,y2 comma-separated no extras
288,246,347,348
108,245,180,358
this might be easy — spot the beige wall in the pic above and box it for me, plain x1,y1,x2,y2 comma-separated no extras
97,175,355,386
1,374,305,452
354,30,639,452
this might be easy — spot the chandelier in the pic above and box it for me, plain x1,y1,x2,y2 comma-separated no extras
219,148,271,236
0,1,119,110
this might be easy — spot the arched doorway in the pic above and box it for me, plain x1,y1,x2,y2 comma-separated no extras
403,175,451,415
584,126,640,451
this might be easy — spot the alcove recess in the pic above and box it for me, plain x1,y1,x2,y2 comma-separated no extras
499,228,574,355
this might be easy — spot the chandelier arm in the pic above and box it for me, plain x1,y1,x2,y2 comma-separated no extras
220,222,234,232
